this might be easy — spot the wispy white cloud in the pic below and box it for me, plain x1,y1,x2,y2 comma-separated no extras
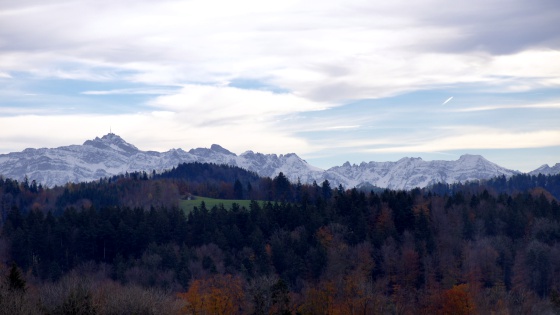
0,0,559,171
150,84,331,126
455,102,560,112
1,0,559,99
368,129,560,153
324,125,361,130
82,88,178,95
0,85,332,155
0,107,53,116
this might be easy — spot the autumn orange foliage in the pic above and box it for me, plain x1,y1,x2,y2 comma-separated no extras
438,284,477,315
178,274,245,315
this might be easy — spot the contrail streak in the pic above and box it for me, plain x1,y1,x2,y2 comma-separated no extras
442,96,454,105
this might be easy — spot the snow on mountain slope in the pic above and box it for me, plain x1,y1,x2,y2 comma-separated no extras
324,154,520,190
529,163,560,176
0,133,524,189
0,134,188,187
237,151,324,184
0,134,321,187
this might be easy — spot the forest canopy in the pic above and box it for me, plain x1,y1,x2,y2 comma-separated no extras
0,163,560,314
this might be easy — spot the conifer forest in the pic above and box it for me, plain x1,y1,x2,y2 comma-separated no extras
1,163,560,314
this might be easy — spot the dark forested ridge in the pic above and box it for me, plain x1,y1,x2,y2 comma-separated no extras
156,162,262,184
429,173,560,200
0,167,560,314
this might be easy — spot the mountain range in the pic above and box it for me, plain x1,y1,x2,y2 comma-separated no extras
0,133,556,190
528,163,560,176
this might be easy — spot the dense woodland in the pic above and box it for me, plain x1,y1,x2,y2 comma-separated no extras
1,163,560,314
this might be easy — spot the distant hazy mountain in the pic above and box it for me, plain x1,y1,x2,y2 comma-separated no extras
529,163,560,176
323,155,520,190
0,133,541,190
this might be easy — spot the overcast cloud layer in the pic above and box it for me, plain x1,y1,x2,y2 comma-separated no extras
1,0,559,172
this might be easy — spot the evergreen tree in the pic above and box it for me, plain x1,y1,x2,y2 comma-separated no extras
234,179,244,199
321,180,332,200
273,172,291,201
7,262,26,292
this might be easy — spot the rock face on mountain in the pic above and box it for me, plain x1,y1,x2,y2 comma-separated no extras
0,133,528,190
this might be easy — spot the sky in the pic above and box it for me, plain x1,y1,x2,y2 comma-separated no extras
1,0,560,172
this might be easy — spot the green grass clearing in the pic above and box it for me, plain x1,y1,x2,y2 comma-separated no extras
179,196,265,215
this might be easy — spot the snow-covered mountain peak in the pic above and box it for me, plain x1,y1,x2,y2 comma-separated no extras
210,144,236,156
188,144,236,157
0,134,553,189
458,154,485,162
396,156,423,163
240,150,254,156
322,153,521,190
166,148,187,154
529,163,560,176
454,154,508,172
83,133,139,155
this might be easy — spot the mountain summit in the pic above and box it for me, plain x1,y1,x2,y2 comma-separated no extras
83,133,140,156
0,134,542,189
0,134,319,188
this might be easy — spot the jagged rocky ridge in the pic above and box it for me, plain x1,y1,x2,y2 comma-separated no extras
0,133,324,188
0,133,553,190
